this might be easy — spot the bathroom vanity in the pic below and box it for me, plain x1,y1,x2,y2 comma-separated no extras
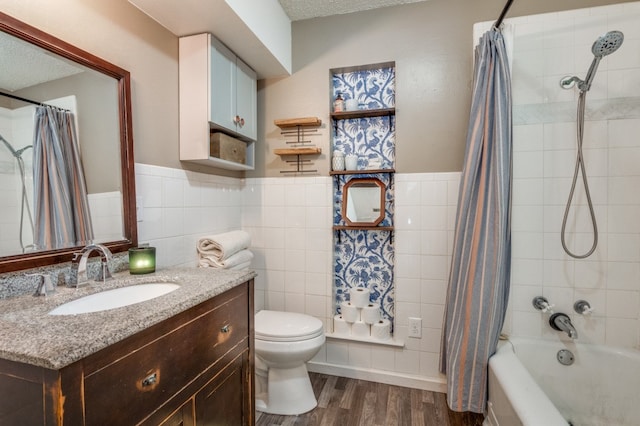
0,268,255,425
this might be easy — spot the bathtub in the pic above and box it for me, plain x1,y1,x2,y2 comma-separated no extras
485,337,640,426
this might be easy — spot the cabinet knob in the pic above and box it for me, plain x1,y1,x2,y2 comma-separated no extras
239,117,245,127
234,115,240,124
220,324,231,333
141,372,158,387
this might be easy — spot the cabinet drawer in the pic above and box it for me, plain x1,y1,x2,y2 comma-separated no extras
210,132,246,164
83,289,249,425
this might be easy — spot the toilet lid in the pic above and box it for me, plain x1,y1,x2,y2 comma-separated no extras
255,310,324,341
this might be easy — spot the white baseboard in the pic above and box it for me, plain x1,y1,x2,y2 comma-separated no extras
307,361,447,393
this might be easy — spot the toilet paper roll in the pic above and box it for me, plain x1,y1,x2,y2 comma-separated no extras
351,320,370,338
371,319,391,340
361,303,381,325
333,314,351,335
340,301,360,323
350,287,370,308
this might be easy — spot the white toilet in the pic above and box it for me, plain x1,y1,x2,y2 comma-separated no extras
254,310,325,415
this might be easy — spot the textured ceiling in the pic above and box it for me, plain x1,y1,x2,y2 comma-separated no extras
278,0,430,21
0,33,84,93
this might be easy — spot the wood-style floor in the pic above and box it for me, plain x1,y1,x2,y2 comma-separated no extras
255,372,485,426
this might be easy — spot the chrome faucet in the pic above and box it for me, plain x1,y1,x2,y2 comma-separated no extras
29,273,55,297
69,243,113,287
549,313,578,339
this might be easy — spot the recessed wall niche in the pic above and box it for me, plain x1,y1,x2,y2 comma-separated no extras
330,62,399,344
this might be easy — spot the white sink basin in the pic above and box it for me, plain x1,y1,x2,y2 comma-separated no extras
49,283,180,315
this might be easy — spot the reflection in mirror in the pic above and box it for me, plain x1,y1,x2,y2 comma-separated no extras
0,12,136,273
342,178,385,227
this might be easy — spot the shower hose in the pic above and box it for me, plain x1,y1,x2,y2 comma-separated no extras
561,90,598,259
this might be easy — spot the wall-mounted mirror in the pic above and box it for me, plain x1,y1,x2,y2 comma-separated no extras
0,12,136,273
342,178,385,227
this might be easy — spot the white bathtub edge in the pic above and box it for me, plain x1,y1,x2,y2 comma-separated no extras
489,343,568,426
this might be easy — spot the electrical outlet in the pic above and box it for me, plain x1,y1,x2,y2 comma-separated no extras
408,317,422,338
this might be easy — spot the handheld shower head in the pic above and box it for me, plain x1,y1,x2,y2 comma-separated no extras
560,30,624,92
592,30,624,58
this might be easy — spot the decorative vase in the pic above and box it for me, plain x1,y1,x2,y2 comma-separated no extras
345,154,358,171
332,151,345,171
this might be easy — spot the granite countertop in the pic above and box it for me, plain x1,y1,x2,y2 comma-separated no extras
0,267,256,370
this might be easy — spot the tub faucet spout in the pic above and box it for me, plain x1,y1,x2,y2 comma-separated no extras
549,313,578,339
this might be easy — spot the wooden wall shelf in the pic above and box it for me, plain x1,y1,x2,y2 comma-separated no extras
333,226,394,231
274,147,322,156
330,168,395,176
330,108,395,121
330,108,395,134
274,117,322,128
273,117,322,173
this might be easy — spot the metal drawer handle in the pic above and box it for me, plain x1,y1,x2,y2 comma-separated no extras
221,324,231,333
141,372,157,387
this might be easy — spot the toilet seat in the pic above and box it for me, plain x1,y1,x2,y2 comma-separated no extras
255,310,324,342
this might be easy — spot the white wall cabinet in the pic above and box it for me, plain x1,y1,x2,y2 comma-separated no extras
179,33,256,170
209,36,257,140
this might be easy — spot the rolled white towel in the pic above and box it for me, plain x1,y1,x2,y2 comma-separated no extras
197,230,251,261
229,261,251,271
199,249,253,269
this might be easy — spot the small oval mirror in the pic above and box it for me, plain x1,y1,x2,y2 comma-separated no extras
342,178,385,226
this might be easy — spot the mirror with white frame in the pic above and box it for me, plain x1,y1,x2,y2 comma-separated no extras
0,12,137,273
342,178,385,227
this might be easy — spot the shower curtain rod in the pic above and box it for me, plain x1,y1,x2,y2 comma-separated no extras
0,91,68,111
493,0,514,29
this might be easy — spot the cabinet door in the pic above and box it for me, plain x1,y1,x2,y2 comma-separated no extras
195,352,247,426
159,400,195,426
210,37,237,133
235,56,257,140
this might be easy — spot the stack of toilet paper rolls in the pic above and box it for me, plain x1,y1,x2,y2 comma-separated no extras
333,287,392,341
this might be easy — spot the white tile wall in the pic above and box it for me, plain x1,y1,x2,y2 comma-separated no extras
134,163,244,275
88,191,123,243
137,165,460,390
0,106,35,256
507,2,640,350
242,172,459,390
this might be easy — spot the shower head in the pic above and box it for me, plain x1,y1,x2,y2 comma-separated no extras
560,30,624,92
592,30,624,58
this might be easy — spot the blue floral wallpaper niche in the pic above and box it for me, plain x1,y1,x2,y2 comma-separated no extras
334,173,395,326
332,67,396,170
333,67,395,109
332,66,396,328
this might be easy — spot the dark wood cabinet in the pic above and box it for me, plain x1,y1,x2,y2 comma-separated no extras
195,351,248,425
158,401,195,426
0,280,255,426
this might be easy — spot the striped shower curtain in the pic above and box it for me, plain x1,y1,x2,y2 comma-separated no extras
439,29,512,413
33,105,94,250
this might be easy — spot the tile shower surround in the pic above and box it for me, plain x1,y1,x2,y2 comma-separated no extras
475,1,640,349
